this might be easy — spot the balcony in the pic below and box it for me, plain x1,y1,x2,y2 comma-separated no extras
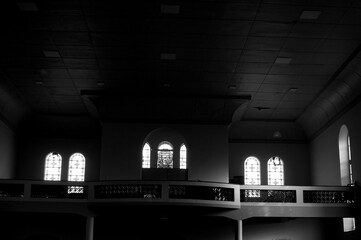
0,180,358,219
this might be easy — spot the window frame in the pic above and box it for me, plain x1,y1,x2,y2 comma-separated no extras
142,143,151,168
180,144,187,169
339,125,353,185
44,152,62,181
68,153,86,182
157,141,174,168
267,156,284,186
244,156,261,185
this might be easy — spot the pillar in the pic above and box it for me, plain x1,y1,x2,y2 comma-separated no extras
86,216,95,240
236,220,243,240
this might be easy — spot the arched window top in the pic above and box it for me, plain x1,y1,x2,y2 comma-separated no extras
245,156,259,166
158,141,173,150
46,152,62,161
68,153,86,182
44,152,62,181
268,156,284,167
143,143,151,151
69,152,85,162
244,156,260,185
142,143,151,168
157,141,173,168
267,156,284,186
180,144,187,169
180,144,186,151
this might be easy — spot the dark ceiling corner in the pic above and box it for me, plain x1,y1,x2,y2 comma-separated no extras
297,43,361,138
0,74,32,130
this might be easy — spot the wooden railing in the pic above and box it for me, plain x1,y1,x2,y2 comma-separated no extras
239,185,357,204
0,180,358,218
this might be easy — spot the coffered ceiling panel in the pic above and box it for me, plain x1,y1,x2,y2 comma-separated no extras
250,22,293,37
245,37,285,51
282,38,321,52
256,4,302,22
0,0,360,138
231,74,265,84
290,23,334,38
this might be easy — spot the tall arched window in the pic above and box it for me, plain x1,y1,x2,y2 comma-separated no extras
339,125,353,186
267,156,284,185
44,152,62,181
180,144,187,169
68,153,86,182
142,143,151,168
339,125,356,232
157,141,173,168
244,156,260,185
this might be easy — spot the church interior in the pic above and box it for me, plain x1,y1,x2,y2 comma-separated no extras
0,0,360,239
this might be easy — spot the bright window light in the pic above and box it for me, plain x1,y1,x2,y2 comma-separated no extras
157,141,173,168
268,156,284,185
68,153,86,182
142,143,151,168
180,144,187,169
343,218,356,232
44,152,62,181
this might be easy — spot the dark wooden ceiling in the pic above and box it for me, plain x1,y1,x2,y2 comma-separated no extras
1,0,361,136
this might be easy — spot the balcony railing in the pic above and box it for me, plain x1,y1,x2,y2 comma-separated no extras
0,180,358,218
238,185,358,205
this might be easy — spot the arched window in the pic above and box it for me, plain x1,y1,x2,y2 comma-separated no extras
339,125,356,232
180,144,187,169
142,143,151,168
44,152,62,181
244,156,260,185
339,125,353,185
267,156,284,185
68,153,86,182
157,141,173,168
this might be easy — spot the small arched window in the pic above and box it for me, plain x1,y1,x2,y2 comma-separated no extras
267,156,284,185
157,141,173,168
44,152,62,181
180,144,187,169
142,143,151,168
68,153,86,182
244,156,260,185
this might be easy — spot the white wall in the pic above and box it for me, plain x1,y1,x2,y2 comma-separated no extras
229,142,311,185
310,100,361,185
101,123,229,182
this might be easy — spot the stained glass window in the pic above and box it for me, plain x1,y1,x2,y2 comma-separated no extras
244,156,260,185
142,143,151,168
44,152,62,181
157,141,173,168
267,156,284,185
68,153,86,182
180,144,187,169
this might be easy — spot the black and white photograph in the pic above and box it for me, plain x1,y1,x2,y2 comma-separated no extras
0,0,360,239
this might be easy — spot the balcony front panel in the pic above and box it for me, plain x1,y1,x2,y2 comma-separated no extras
0,180,358,219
